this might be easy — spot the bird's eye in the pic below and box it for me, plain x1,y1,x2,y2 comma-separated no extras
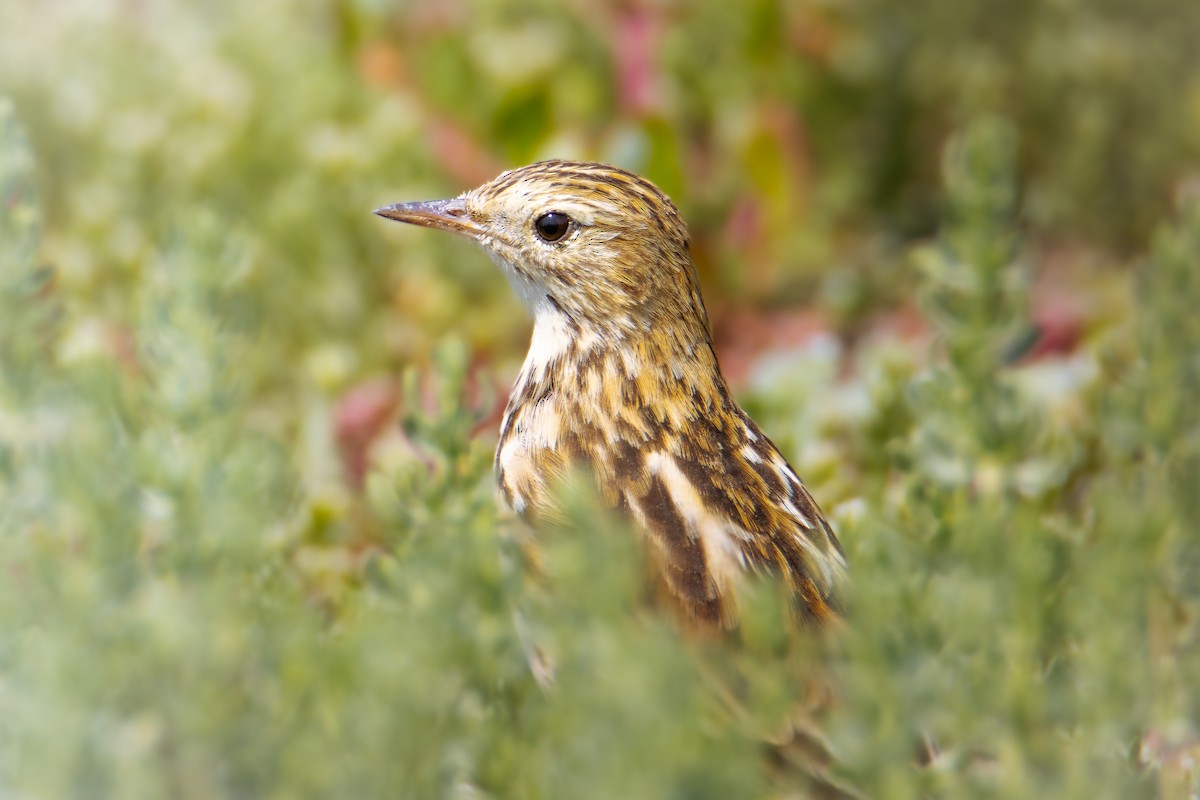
534,212,571,243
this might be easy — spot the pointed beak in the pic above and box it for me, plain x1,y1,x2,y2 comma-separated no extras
373,198,482,237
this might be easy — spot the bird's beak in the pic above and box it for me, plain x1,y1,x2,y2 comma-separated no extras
373,197,481,237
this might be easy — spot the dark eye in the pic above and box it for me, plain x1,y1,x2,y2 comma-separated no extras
534,212,571,243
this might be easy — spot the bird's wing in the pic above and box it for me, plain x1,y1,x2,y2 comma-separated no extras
619,406,846,628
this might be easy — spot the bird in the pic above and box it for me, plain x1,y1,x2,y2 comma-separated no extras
376,160,846,629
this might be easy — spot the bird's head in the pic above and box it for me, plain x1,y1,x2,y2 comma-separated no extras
376,161,710,339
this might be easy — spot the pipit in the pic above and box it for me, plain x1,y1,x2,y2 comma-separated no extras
376,161,846,628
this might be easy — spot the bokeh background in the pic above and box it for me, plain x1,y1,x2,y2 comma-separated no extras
1,1,1199,797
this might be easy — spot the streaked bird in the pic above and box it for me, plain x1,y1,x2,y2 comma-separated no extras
376,161,846,628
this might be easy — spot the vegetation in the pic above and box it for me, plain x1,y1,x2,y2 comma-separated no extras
1,2,1197,796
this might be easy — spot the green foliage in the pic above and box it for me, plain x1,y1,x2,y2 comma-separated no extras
0,2,1198,797
820,123,1200,797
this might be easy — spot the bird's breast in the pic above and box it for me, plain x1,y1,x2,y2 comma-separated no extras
494,336,720,518
495,390,569,517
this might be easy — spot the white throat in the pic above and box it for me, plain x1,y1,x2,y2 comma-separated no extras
527,297,574,363
483,249,601,383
